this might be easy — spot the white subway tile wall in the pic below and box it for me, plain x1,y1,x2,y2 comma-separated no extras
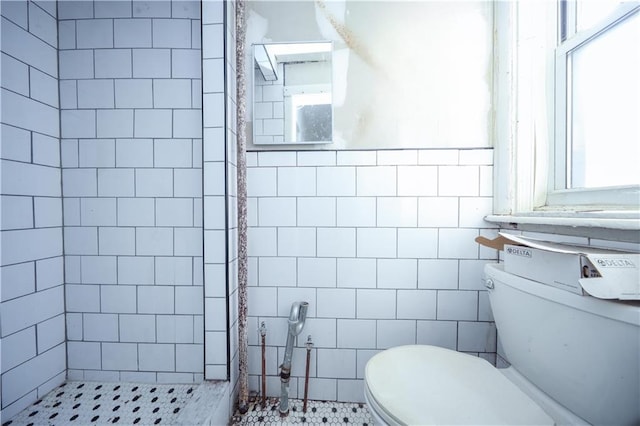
202,0,239,395
54,0,227,390
1,0,64,420
246,148,498,403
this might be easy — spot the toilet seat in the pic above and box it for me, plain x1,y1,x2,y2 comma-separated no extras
364,345,554,426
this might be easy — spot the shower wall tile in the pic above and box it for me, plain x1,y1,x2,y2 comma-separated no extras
59,50,94,79
247,148,498,402
1,263,35,302
0,124,31,161
2,89,59,137
1,196,33,229
1,0,65,419
1,18,57,76
202,0,236,385
173,49,202,78
174,109,203,137
1,53,29,95
57,0,213,385
34,195,62,227
132,49,171,78
95,50,133,78
77,18,113,48
32,134,60,167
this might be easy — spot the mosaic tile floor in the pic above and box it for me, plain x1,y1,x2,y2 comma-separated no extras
231,396,374,426
3,381,197,426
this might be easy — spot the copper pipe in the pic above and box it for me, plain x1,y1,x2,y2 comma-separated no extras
260,322,267,409
303,335,313,413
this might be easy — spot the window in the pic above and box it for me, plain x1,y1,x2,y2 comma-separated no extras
551,1,640,206
492,1,640,224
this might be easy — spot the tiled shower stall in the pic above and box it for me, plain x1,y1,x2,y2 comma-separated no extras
1,0,239,420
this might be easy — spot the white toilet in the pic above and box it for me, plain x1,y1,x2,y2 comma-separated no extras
364,263,640,425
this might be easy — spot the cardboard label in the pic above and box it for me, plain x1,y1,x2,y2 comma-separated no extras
591,258,636,268
506,246,532,258
499,233,640,300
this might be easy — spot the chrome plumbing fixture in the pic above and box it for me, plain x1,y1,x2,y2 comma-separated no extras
279,301,309,416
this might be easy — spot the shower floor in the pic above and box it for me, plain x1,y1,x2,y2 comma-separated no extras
231,396,374,426
3,381,373,425
3,380,228,426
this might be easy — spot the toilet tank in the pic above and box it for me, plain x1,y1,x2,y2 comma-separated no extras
484,263,640,426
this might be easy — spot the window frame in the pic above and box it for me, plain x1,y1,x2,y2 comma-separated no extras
550,1,640,208
491,1,640,231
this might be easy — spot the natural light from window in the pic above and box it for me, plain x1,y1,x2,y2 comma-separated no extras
577,0,625,30
569,9,640,189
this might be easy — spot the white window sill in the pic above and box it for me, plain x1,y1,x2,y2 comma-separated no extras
485,211,640,231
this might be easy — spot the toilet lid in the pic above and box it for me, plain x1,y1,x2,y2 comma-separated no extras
365,345,554,426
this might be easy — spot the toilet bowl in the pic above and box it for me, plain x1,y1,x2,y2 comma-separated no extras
364,263,640,426
364,345,554,425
